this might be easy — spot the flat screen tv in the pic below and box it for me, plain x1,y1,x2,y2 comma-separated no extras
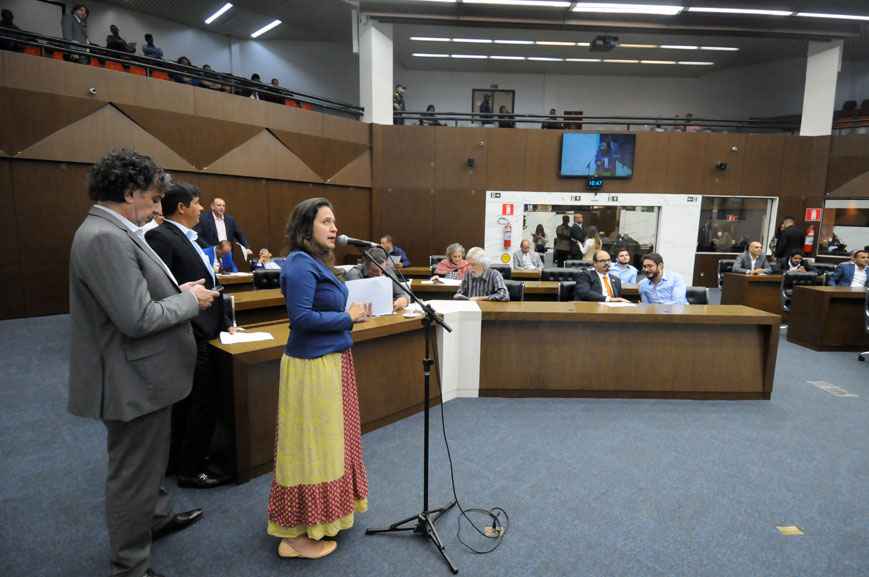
560,133,636,178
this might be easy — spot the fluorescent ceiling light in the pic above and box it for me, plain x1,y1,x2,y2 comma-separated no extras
621,43,658,48
411,36,451,42
661,44,698,50
688,7,793,16
452,38,493,43
490,55,526,60
701,46,739,51
566,58,601,62
678,61,714,65
204,2,233,24
796,12,869,21
415,0,457,3
494,39,534,44
576,42,591,46
528,56,564,61
413,53,449,57
451,54,488,59
536,41,576,46
642,60,676,64
604,59,639,63
572,3,684,16
251,19,281,38
464,0,571,6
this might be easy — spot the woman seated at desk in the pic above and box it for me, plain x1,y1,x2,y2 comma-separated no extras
454,247,509,302
434,242,471,279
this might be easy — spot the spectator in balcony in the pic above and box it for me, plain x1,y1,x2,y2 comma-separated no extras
498,104,515,128
172,56,199,86
262,77,284,103
106,24,135,53
479,93,493,126
199,64,223,91
0,9,21,52
542,108,562,130
62,4,90,45
142,33,163,59
419,104,442,126
393,84,406,125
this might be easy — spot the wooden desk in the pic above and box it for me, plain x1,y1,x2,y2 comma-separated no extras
477,302,779,400
512,270,542,280
409,279,561,300
229,288,285,324
721,273,783,315
787,286,869,351
401,266,433,278
216,273,253,293
210,314,438,482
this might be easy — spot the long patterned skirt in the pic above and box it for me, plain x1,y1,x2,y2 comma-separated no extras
267,350,369,540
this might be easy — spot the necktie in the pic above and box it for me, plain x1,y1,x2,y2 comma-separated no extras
602,275,613,298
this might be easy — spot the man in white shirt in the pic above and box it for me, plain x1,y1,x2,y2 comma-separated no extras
512,239,544,270
194,197,251,261
829,250,869,287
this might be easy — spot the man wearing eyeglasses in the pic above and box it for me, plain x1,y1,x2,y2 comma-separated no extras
575,250,630,303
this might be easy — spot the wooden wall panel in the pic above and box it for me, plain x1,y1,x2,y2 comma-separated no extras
323,114,370,145
434,127,488,191
264,181,323,256
0,160,20,267
373,187,434,266
329,150,372,188
665,132,706,194
325,185,373,264
372,125,435,191
604,132,671,194
524,130,579,192
431,189,485,256
826,135,869,193
485,129,527,190
780,136,830,223
741,134,785,197
193,87,266,127
265,103,322,137
204,130,321,183
702,133,745,195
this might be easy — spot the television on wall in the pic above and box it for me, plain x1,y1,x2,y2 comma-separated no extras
560,133,636,178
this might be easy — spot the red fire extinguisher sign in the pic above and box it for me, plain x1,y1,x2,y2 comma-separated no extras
804,208,822,222
501,204,514,216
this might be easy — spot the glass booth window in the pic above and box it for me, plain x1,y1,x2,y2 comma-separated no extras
696,197,775,253
818,199,869,256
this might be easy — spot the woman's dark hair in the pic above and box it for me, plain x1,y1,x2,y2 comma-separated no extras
426,104,435,112
87,149,167,203
161,181,199,217
286,197,334,265
535,224,545,234
177,56,191,66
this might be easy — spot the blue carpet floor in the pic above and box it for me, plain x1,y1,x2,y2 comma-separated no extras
1,306,867,577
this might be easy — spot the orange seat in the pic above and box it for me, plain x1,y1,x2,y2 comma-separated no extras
128,66,147,76
285,99,300,107
23,46,41,56
301,102,315,111
151,70,170,81
105,60,125,72
90,58,103,67
51,50,65,60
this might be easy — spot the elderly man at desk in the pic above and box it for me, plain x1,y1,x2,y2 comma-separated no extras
732,241,774,275
512,239,544,270
454,247,509,302
345,247,410,311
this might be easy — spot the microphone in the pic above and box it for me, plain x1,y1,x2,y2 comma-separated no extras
336,234,378,248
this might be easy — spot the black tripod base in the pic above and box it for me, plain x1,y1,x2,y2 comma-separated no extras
366,500,458,574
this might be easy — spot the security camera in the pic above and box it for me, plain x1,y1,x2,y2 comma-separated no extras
467,158,475,169
715,161,728,171
88,87,97,95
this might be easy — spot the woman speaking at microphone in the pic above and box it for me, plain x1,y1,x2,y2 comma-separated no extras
266,197,369,559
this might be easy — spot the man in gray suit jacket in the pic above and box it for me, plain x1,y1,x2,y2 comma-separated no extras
68,150,218,577
732,241,774,275
512,239,544,270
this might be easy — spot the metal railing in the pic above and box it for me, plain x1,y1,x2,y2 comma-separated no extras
0,28,364,119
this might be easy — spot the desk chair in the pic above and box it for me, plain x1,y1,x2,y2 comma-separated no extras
686,287,709,305
780,271,822,313
491,264,512,280
503,280,524,302
809,262,836,281
429,255,446,267
541,268,585,282
717,259,735,288
253,269,280,289
563,260,592,270
558,281,576,302
859,289,869,362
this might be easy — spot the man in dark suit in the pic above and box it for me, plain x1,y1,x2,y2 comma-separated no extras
575,250,630,302
194,196,249,256
569,212,587,260
775,217,805,263
69,151,218,577
828,249,869,287
146,183,234,489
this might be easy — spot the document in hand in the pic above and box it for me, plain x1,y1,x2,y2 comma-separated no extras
432,276,462,286
345,276,393,316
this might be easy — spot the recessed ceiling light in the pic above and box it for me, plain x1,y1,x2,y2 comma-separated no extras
204,2,233,25
700,46,739,51
566,58,602,62
413,53,450,58
575,42,591,47
452,38,493,43
572,3,684,16
490,55,526,60
410,36,451,42
528,57,564,61
604,59,640,63
251,19,281,38
796,12,869,21
620,43,658,49
464,0,572,6
678,61,715,65
451,54,488,59
660,45,698,50
642,60,677,64
494,40,534,44
688,7,793,16
536,41,576,46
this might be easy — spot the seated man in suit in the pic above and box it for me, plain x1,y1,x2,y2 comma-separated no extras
512,239,544,270
639,252,688,305
379,234,411,268
784,252,813,273
344,246,409,311
732,241,773,275
253,248,281,270
575,250,631,303
828,249,869,287
203,240,237,274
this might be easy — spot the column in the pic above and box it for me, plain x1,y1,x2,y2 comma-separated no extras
358,15,393,125
800,40,843,136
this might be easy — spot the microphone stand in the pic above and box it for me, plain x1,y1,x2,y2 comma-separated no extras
358,247,459,574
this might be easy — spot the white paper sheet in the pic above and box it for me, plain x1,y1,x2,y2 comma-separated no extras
219,331,274,344
345,276,393,316
603,301,637,308
433,277,462,286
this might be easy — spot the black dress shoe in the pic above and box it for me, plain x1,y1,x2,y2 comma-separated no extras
144,570,166,577
152,509,203,542
177,471,231,489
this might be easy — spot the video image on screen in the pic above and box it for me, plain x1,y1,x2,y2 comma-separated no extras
560,133,636,178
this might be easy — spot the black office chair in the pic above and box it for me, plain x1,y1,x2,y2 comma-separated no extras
859,289,868,362
809,262,836,282
558,281,576,302
429,255,446,267
686,287,709,305
780,271,822,313
491,264,512,280
563,259,592,270
717,259,735,288
253,269,280,289
541,267,585,282
503,279,524,302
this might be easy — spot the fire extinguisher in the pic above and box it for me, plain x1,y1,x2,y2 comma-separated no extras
497,216,512,250
803,224,815,255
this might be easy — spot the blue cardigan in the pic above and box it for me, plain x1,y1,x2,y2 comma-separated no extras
281,251,353,359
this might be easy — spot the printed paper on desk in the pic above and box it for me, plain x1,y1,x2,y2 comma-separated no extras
603,301,636,308
346,276,393,316
433,277,462,286
219,331,274,344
